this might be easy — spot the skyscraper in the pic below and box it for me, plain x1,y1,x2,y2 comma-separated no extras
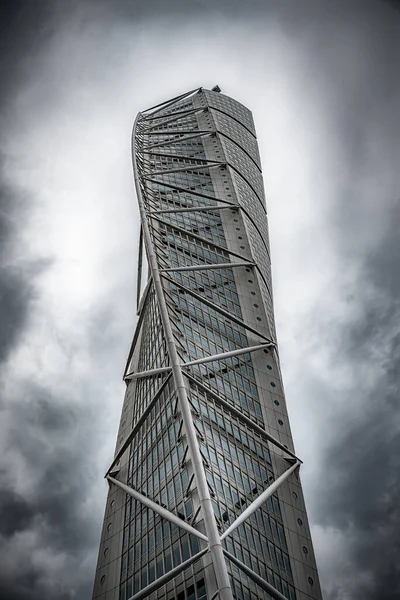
93,87,322,600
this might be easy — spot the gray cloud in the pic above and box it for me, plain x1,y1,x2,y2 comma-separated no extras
0,321,124,599
313,203,400,600
0,153,49,364
0,386,97,600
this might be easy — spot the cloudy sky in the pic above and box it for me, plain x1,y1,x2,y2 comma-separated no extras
0,0,399,599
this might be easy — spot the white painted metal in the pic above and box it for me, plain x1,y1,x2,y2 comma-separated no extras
150,161,221,177
146,107,204,130
223,549,288,600
107,476,208,542
105,375,172,477
147,204,235,215
160,261,254,273
220,461,300,541
133,114,234,600
182,343,274,368
128,548,209,600
125,343,274,381
136,226,143,312
184,372,302,463
142,87,201,116
155,223,252,265
145,131,212,150
136,276,152,317
162,275,271,342
124,365,172,381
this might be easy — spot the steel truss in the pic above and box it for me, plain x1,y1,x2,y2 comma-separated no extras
109,88,303,600
124,342,274,380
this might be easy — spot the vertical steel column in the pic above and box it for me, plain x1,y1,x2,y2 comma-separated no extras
132,113,233,600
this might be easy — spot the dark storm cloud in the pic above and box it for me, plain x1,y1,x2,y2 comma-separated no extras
0,6,128,599
0,3,57,364
0,156,46,364
0,385,99,600
0,2,56,111
245,9,400,599
0,363,116,599
307,5,400,594
314,203,400,600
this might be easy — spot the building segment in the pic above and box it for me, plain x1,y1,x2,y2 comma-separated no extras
92,87,322,600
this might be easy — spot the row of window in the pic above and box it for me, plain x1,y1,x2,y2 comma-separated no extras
175,304,248,353
229,569,296,600
121,515,201,581
190,388,270,462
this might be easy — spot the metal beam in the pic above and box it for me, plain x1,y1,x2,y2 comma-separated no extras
220,461,300,541
161,262,254,273
128,548,209,600
107,476,208,542
150,161,222,177
145,131,212,150
183,343,274,369
147,164,273,341
144,176,236,206
223,549,288,600
125,364,172,381
144,151,219,164
146,107,204,130
137,276,152,317
133,113,234,600
150,216,251,264
123,279,153,379
145,176,275,341
126,342,274,381
162,274,271,343
142,87,201,116
145,129,211,136
184,372,302,463
145,168,270,269
136,226,143,312
105,374,172,477
147,203,236,215
145,107,203,121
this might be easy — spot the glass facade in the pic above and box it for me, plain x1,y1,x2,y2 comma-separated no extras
92,88,322,600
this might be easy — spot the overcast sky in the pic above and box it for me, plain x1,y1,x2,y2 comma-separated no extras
0,1,399,599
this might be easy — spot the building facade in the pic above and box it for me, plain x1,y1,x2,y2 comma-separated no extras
92,87,322,600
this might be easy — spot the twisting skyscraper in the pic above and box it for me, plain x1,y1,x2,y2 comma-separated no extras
92,87,322,600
